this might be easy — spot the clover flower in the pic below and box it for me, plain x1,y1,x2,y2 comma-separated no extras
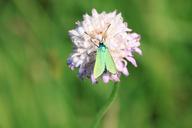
67,9,142,84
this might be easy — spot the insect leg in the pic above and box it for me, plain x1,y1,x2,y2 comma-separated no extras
90,38,99,47
84,32,100,47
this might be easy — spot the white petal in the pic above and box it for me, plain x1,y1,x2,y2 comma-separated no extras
92,9,98,17
77,27,85,35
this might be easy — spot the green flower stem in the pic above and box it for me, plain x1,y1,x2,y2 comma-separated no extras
92,83,119,128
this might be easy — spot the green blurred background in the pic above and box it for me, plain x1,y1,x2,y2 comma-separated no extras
0,0,192,128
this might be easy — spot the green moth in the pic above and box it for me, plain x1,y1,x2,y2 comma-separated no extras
93,42,116,79
84,24,116,79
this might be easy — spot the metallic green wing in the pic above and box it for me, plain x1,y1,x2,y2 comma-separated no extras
93,48,105,79
105,49,116,74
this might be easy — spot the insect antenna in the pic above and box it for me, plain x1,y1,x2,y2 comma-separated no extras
84,32,99,47
102,24,111,42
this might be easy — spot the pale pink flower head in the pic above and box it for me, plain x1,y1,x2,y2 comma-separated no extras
67,9,142,84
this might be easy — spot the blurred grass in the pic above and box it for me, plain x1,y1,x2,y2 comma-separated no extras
0,0,192,128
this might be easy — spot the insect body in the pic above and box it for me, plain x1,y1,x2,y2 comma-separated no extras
84,24,117,79
93,42,116,79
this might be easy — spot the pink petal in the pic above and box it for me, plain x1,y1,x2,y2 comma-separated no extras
111,74,120,82
122,67,129,76
135,47,142,55
127,57,137,67
116,61,124,71
131,33,140,40
102,74,110,83
91,74,97,84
